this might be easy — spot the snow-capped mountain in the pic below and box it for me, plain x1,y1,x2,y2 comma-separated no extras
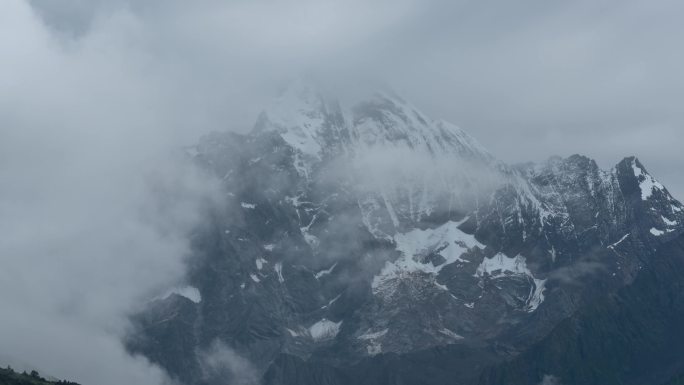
127,80,684,385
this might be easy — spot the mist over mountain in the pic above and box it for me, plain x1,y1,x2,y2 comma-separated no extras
127,80,684,385
2,1,684,385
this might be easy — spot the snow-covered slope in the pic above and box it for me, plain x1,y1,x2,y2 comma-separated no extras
254,79,494,180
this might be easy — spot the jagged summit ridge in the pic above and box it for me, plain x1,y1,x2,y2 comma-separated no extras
253,78,494,170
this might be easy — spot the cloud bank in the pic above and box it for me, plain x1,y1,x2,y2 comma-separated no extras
0,1,220,384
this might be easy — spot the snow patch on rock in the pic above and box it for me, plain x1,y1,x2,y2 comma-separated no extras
608,233,630,250
309,319,342,341
359,329,389,340
372,220,483,295
650,228,665,236
359,329,388,356
632,160,664,200
286,327,308,338
314,262,338,279
438,328,464,340
274,263,285,283
393,218,482,268
164,286,201,303
475,253,546,312
302,231,320,248
256,258,267,270
662,216,678,227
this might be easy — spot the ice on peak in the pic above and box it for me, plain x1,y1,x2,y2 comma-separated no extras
632,159,664,201
254,78,342,160
253,79,495,175
433,119,494,160
349,94,493,162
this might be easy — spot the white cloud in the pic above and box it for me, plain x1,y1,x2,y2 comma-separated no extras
198,341,259,385
0,1,220,384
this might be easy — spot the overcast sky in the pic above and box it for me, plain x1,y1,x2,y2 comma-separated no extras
25,0,684,197
24,0,684,197
1,0,683,383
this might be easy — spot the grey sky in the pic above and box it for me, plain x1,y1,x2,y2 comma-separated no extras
1,0,683,383
27,0,683,198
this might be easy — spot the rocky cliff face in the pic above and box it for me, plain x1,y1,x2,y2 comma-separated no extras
127,81,684,385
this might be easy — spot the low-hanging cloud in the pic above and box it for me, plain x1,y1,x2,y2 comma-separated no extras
0,1,221,384
547,261,607,286
198,341,260,385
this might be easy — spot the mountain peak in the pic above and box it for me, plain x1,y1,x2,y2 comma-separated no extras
139,81,684,385
252,79,494,170
615,156,665,200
